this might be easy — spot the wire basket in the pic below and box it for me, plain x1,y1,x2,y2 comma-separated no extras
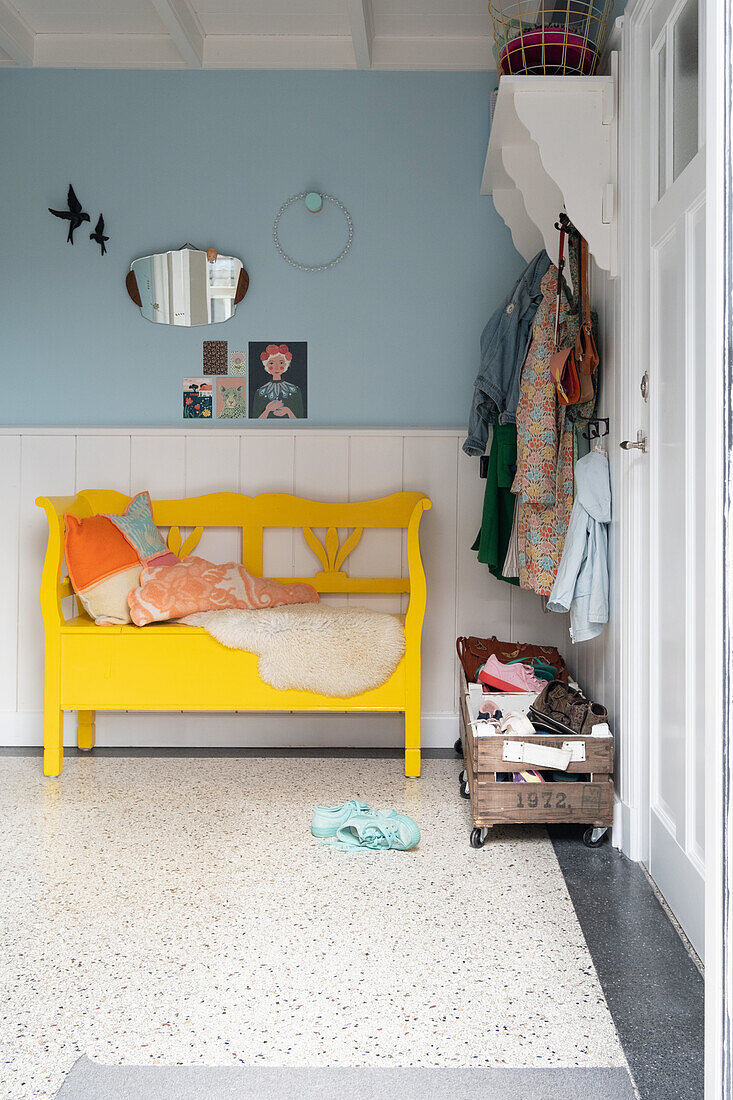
488,0,614,77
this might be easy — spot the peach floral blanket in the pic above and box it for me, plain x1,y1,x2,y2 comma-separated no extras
128,556,319,627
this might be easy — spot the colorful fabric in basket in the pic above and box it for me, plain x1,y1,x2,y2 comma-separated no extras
128,556,320,626
478,654,545,694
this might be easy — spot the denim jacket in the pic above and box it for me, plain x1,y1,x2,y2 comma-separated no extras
463,250,551,457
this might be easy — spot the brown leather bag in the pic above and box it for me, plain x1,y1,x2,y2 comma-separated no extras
456,635,569,685
550,345,581,405
574,235,599,403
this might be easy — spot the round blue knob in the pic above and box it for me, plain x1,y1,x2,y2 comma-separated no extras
305,192,323,213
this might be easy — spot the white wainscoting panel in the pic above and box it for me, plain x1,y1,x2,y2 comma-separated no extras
570,262,624,831
0,428,567,749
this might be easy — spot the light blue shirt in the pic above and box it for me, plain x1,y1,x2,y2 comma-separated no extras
547,450,611,643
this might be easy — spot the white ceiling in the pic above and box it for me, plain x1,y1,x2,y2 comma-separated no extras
0,0,495,69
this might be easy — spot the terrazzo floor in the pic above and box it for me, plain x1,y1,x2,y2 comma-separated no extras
0,754,627,1099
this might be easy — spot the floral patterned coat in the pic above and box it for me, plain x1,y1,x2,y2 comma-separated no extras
511,263,579,596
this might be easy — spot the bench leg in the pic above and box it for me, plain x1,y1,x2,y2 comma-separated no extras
78,710,96,752
43,704,63,777
404,705,421,779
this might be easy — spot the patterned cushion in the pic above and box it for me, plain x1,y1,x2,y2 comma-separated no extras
105,491,175,567
128,556,320,627
64,491,178,625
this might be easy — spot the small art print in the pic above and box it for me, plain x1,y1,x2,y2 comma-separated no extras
183,377,213,419
249,342,307,420
203,340,228,375
229,349,246,375
216,378,248,419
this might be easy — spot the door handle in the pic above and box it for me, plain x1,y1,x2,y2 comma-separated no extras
619,430,647,453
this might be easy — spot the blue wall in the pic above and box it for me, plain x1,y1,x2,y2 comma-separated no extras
0,70,523,427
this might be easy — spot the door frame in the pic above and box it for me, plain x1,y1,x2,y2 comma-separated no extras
617,0,654,867
706,0,728,1093
621,0,727,1092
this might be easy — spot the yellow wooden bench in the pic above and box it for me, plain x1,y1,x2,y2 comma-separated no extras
36,489,432,779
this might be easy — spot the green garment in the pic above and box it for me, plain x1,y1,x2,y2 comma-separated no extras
471,423,519,586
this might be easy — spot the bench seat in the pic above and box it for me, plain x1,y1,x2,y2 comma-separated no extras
37,490,431,778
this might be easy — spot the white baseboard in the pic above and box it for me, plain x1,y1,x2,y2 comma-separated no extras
612,793,631,852
0,711,459,750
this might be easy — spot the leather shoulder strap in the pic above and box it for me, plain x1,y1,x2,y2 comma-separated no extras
580,236,591,329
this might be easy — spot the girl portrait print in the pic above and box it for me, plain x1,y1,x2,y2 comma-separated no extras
249,342,307,420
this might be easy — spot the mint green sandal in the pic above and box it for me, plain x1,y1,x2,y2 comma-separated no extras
331,812,421,851
311,800,370,837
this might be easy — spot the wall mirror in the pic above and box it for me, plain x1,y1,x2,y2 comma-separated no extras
125,246,249,327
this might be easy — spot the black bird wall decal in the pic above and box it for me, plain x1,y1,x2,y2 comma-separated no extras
90,214,109,256
48,184,90,244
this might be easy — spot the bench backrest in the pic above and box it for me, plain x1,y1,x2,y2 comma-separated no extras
36,490,432,624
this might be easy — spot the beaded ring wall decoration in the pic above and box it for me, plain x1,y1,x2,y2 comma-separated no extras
273,192,354,272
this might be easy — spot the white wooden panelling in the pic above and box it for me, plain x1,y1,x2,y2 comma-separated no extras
5,0,498,71
572,261,622,742
130,433,187,550
149,0,204,68
403,434,459,716
456,444,512,641
240,434,295,579
0,0,34,66
347,0,373,69
293,435,350,607
75,434,131,495
130,434,187,499
17,435,76,712
690,199,707,869
348,434,404,613
0,428,565,747
184,433,240,564
0,437,21,711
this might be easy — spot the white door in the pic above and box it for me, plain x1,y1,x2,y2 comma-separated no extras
624,0,706,956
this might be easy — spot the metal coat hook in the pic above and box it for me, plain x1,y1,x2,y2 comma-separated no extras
554,212,575,308
581,417,610,443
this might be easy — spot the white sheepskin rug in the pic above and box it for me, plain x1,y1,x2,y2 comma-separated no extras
182,603,406,697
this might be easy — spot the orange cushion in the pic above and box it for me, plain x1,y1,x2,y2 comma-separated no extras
64,513,140,592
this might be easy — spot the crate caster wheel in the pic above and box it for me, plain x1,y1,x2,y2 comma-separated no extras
583,826,608,848
459,769,467,784
454,737,463,757
460,781,470,800
470,827,488,849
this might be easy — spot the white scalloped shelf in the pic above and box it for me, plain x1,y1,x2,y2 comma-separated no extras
482,59,618,277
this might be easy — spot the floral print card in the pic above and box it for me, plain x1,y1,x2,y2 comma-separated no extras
183,378,213,419
229,349,246,375
216,378,248,419
249,342,307,420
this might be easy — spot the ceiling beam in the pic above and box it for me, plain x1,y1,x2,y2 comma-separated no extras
0,1,34,67
347,0,373,69
149,0,204,68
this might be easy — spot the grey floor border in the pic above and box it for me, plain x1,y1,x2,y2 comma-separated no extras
549,825,704,1100
55,1059,637,1099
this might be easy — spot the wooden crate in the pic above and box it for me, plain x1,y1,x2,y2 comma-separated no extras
457,667,614,842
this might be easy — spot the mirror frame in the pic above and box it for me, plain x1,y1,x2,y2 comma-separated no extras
125,248,250,325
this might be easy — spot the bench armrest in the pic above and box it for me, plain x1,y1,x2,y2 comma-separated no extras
35,495,84,629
